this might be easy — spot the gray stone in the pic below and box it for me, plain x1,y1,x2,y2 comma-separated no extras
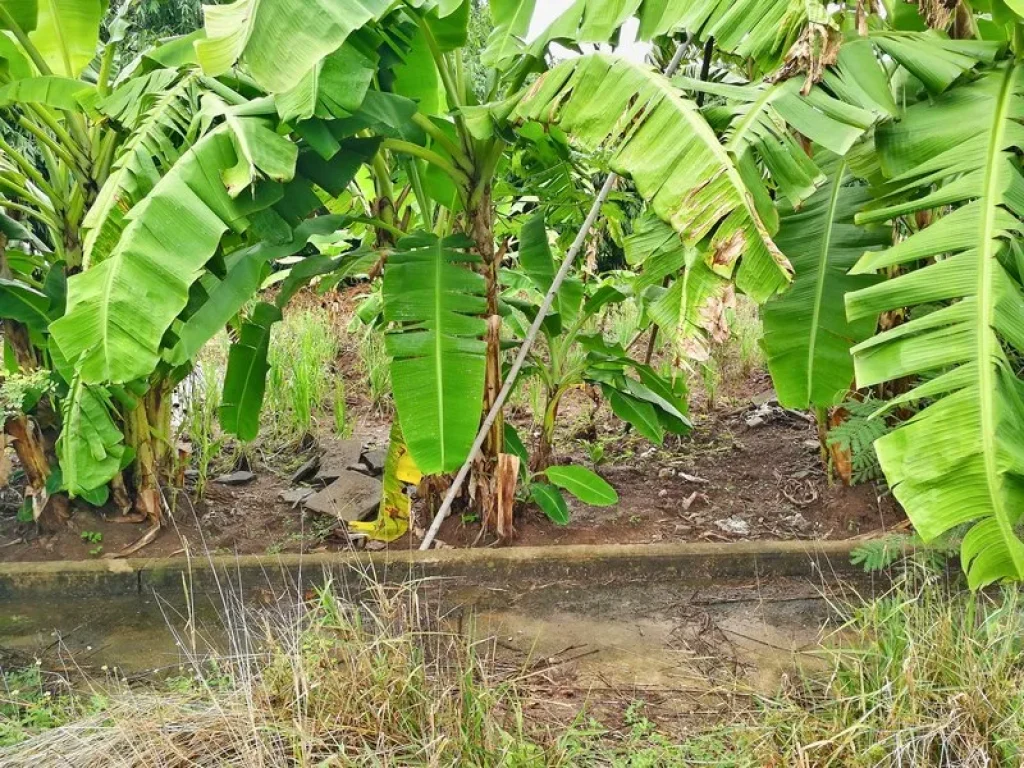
715,516,750,536
213,471,255,486
278,487,314,505
314,438,365,484
290,456,320,484
361,448,387,475
303,469,382,522
782,512,813,533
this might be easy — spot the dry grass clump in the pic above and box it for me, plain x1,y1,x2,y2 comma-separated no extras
747,570,1024,767
6,567,1024,767
0,579,544,767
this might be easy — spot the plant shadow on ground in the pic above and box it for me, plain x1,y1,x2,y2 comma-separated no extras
1,559,1022,767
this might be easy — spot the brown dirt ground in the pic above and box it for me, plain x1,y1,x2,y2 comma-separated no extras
0,283,904,562
0,364,903,562
408,369,902,550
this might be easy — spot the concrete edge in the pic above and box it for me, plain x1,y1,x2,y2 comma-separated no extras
0,540,869,601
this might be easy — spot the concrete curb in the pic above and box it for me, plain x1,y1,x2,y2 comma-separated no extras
0,540,869,601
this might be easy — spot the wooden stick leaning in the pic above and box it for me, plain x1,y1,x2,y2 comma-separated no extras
419,40,690,551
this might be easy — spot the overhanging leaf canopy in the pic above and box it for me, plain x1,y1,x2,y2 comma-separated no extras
51,122,290,384
195,0,393,94
0,0,107,78
846,63,1024,588
515,54,792,302
676,75,877,206
82,71,202,267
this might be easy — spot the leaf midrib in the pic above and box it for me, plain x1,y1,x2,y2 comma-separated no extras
726,83,784,154
433,238,446,469
806,159,846,404
977,63,1024,578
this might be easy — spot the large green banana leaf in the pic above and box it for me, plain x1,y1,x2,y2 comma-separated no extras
636,0,809,65
0,0,106,78
482,0,536,67
82,72,201,267
57,378,125,500
51,121,291,384
762,153,887,409
867,31,1000,95
675,74,877,206
196,0,392,94
219,301,280,442
515,54,792,302
382,232,488,475
0,75,93,109
845,63,1024,588
529,0,809,71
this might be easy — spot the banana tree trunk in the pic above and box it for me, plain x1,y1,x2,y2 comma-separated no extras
5,413,68,532
123,381,173,525
531,388,562,473
469,186,504,459
0,249,66,532
468,187,504,522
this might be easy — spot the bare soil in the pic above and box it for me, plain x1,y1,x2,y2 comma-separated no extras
0,366,902,563
410,371,902,550
0,282,903,563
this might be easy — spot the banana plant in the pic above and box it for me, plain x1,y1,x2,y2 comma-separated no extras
182,0,834,528
174,0,1024,583
0,1,206,527
0,1,360,534
507,212,690,471
48,0,1015,574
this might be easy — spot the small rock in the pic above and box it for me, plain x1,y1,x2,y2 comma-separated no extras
802,440,821,452
658,489,668,498
681,491,701,510
361,448,387,475
714,516,750,536
314,438,365,484
365,540,387,551
278,487,314,505
184,469,199,479
782,512,813,533
303,469,382,521
213,470,255,486
745,402,784,428
290,456,320,484
657,467,674,479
